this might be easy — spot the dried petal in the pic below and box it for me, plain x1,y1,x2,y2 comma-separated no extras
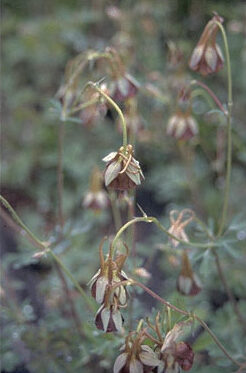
104,161,122,186
102,152,118,162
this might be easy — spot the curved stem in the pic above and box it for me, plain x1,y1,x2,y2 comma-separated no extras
215,21,233,237
0,195,47,250
191,88,215,109
85,82,128,147
190,80,227,116
133,280,242,368
111,216,218,259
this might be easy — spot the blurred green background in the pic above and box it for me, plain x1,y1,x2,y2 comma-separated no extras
1,1,246,372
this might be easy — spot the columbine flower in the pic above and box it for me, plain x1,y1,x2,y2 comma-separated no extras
83,167,108,212
177,251,202,296
114,334,161,373
166,111,198,141
189,14,224,75
159,323,194,373
110,73,139,102
168,210,194,248
95,301,124,333
102,144,144,190
88,251,128,305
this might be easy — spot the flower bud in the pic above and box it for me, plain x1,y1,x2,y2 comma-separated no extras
177,251,202,296
110,73,139,102
166,112,198,141
83,167,108,212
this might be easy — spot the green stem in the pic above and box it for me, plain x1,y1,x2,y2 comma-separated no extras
57,121,65,230
70,97,98,114
85,82,128,147
109,192,122,232
111,216,218,257
134,280,242,368
215,21,233,237
48,249,95,312
0,195,47,250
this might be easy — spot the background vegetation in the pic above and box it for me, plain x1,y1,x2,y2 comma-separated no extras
1,0,246,372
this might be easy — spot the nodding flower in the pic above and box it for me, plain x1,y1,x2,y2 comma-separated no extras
159,323,194,372
167,209,194,248
189,13,224,76
80,84,108,128
83,167,108,212
88,240,129,305
106,47,139,102
113,331,161,373
166,111,198,141
102,144,144,191
177,250,202,296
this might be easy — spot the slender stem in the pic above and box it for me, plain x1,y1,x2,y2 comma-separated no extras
133,280,242,368
190,80,227,116
57,121,65,230
111,216,218,257
109,192,122,232
48,249,96,312
216,21,233,237
85,82,128,147
213,250,246,331
0,195,47,250
70,97,98,114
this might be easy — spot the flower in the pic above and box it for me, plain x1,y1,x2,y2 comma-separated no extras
88,250,128,305
167,210,194,248
114,335,161,373
95,302,124,333
83,167,108,212
177,251,202,296
102,144,144,191
159,323,194,372
189,14,224,75
110,73,139,102
166,112,198,141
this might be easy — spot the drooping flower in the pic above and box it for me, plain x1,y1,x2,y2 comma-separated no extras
158,323,194,372
83,167,108,212
114,334,161,373
80,84,108,128
95,301,124,333
167,210,194,248
110,73,139,102
166,111,198,141
102,144,144,191
177,251,202,296
189,14,224,75
88,243,129,305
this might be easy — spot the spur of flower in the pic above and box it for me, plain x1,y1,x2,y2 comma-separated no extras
102,144,144,190
177,251,202,296
189,13,224,75
113,331,161,373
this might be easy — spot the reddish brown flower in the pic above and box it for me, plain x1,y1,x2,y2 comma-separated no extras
110,73,139,102
80,84,108,128
189,14,224,75
166,111,198,141
102,145,144,191
159,323,194,372
95,302,124,333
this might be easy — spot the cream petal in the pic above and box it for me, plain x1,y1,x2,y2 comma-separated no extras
104,161,122,186
101,307,110,332
102,152,118,162
139,351,160,366
205,46,217,71
130,358,143,373
87,269,101,287
187,117,198,135
189,45,204,68
113,353,128,373
95,276,108,303
112,309,123,332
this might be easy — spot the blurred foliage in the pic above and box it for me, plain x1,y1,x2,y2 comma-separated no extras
1,0,246,372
